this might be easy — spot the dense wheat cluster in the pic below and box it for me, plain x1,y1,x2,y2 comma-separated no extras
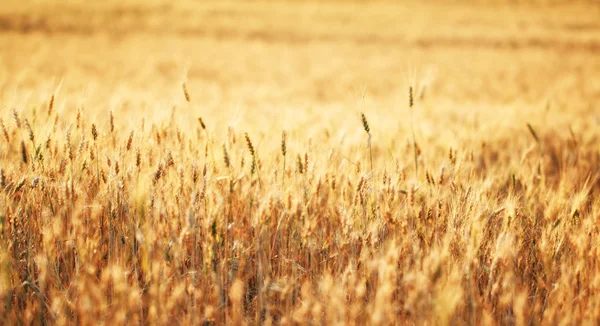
1,0,600,325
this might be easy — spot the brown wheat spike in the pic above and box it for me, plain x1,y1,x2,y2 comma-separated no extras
21,141,28,164
153,163,163,184
52,116,58,133
12,109,21,128
297,154,304,174
77,137,86,155
76,108,81,129
57,159,66,175
91,124,98,141
109,111,115,133
281,131,287,156
183,82,191,102
165,151,174,168
48,94,54,116
223,144,230,168
361,113,370,134
250,157,256,174
198,117,206,130
0,119,9,142
409,86,414,109
304,152,309,173
245,133,255,157
25,120,34,142
136,149,141,169
126,131,134,151
192,162,199,184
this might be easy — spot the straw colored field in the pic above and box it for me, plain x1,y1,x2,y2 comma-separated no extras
0,0,599,325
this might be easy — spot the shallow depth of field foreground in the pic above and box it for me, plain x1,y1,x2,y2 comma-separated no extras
1,0,600,325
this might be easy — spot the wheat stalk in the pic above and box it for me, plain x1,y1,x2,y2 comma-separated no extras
409,86,419,179
281,130,287,185
92,124,100,182
361,112,373,178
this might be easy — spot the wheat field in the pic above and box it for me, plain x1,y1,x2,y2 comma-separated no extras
1,0,600,325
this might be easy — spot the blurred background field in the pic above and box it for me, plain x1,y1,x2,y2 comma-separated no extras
1,1,599,120
1,1,599,165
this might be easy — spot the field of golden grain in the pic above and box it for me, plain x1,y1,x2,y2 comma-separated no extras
1,0,600,325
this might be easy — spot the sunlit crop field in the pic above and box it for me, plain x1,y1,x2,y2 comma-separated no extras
1,0,599,325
